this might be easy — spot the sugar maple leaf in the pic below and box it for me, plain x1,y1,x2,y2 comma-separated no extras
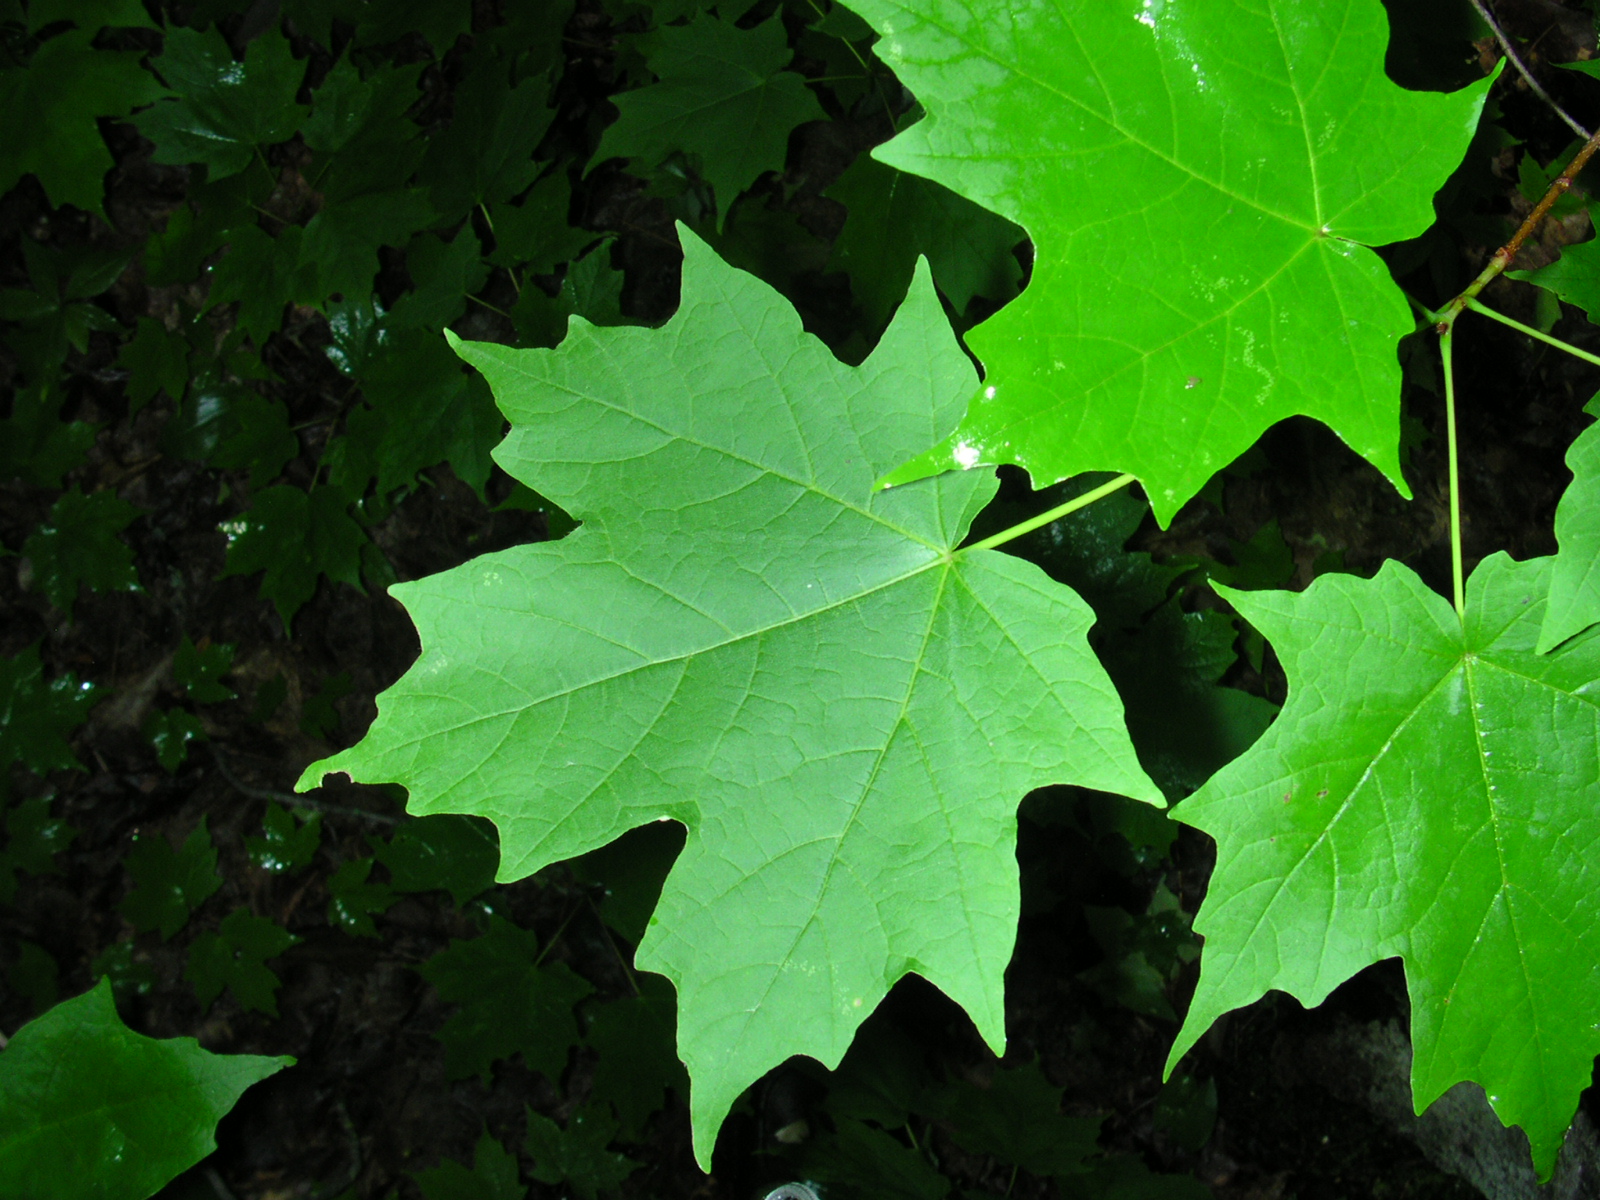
1169,555,1600,1177
849,0,1493,522
592,14,825,228
301,230,1159,1161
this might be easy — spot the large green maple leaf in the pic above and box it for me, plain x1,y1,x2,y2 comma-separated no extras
1168,554,1600,1176
849,0,1493,523
300,231,1159,1160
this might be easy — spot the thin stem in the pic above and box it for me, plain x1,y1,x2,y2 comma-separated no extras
1437,123,1600,329
211,744,402,825
466,293,513,320
1464,297,1600,368
1440,327,1466,619
1467,0,1590,139
962,474,1137,554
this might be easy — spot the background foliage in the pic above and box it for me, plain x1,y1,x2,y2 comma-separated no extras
3,0,1600,1197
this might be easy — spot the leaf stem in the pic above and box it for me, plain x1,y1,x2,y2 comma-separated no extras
1463,297,1600,368
1436,122,1600,331
1440,327,1466,619
961,473,1137,554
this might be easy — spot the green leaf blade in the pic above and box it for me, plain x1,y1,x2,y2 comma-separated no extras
1170,554,1600,1177
302,233,1157,1161
1537,405,1600,652
0,978,290,1200
851,0,1494,522
593,14,825,228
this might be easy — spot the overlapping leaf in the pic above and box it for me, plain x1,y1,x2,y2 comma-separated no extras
134,27,307,179
1168,554,1600,1176
300,231,1158,1160
1536,395,1600,652
0,29,169,214
593,14,825,226
850,0,1493,522
0,978,290,1200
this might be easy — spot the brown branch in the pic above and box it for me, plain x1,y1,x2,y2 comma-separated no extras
1437,121,1600,331
1468,0,1591,139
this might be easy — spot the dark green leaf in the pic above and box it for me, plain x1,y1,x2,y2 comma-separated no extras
0,30,169,213
299,188,436,304
303,54,424,157
593,14,825,227
523,1105,640,1200
793,1116,948,1200
413,1127,528,1200
121,818,222,939
145,174,271,287
220,486,366,631
323,295,389,376
245,802,322,874
0,644,100,777
0,977,290,1200
585,974,686,1136
119,317,189,415
371,813,498,905
0,382,94,487
134,28,308,179
353,0,471,54
164,374,298,489
250,673,288,724
205,223,308,342
325,857,395,938
172,637,235,704
487,170,593,273
933,1062,1099,1175
1205,520,1295,590
417,915,592,1082
1152,1074,1216,1153
90,940,156,1003
825,155,1024,330
0,795,76,903
419,56,554,219
186,908,299,1016
25,0,158,32
385,228,490,332
6,940,58,1015
328,336,503,499
568,821,681,944
21,487,141,615
145,708,205,772
299,670,352,740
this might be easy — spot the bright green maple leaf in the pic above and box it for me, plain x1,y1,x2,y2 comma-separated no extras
593,13,826,228
1168,554,1600,1177
0,977,290,1200
1536,395,1600,653
300,231,1158,1161
850,0,1494,523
